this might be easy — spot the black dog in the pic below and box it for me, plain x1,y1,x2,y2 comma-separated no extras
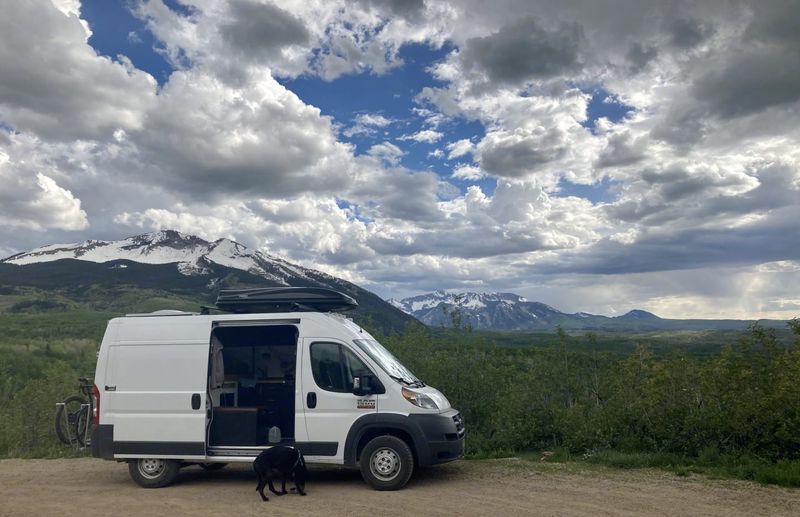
253,445,307,502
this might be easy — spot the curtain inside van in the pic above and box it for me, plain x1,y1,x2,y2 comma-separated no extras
210,335,225,388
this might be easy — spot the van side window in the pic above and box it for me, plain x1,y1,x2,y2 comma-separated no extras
310,342,371,393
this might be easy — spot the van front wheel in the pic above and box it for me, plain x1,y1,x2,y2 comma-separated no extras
359,436,414,490
128,458,180,488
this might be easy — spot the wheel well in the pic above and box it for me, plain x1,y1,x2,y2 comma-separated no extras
356,427,417,466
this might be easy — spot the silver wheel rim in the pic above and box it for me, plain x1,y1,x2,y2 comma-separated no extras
138,459,166,479
370,447,401,481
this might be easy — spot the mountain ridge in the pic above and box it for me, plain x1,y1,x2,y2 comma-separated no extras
389,291,781,331
0,230,416,333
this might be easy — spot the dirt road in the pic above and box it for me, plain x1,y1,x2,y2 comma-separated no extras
1,458,797,516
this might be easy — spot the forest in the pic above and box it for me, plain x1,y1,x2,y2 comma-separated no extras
1,308,798,486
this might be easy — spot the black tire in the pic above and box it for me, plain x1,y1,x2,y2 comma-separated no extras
54,395,86,445
199,463,227,471
128,458,180,488
75,407,91,447
359,435,414,490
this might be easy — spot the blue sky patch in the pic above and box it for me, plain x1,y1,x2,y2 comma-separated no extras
557,177,618,203
280,43,491,190
583,88,634,132
82,0,175,85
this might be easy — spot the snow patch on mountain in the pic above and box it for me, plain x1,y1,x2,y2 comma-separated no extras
1,230,313,285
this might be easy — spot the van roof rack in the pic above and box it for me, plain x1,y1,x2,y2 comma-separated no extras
212,287,358,314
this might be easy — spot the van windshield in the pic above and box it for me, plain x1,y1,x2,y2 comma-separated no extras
352,339,423,387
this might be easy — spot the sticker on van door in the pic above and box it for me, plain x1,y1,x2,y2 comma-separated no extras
357,399,376,409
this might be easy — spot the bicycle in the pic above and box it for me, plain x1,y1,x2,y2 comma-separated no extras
54,377,94,448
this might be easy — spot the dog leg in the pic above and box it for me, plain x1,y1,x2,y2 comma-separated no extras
280,478,288,495
268,478,283,496
256,479,269,502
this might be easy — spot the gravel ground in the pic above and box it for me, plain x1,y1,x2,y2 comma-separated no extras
0,457,798,516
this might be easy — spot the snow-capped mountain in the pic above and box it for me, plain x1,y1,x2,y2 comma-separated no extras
0,230,415,332
387,291,677,330
2,230,315,285
388,291,573,330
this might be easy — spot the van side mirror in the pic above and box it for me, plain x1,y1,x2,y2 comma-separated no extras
352,375,373,396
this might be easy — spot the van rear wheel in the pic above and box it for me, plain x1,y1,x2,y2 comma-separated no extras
128,458,180,488
359,435,414,490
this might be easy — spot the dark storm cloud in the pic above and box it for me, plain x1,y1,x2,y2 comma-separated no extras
691,48,800,119
693,163,799,219
626,42,658,74
350,168,442,221
667,18,714,49
480,135,567,177
605,162,766,227
220,0,310,57
595,132,647,168
461,16,584,84
356,0,426,20
649,105,707,147
743,0,800,46
663,1,800,123
535,206,800,276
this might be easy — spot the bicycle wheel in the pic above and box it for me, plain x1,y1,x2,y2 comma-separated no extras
55,395,86,445
75,406,91,447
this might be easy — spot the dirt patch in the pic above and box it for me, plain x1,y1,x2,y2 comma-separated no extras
0,458,797,516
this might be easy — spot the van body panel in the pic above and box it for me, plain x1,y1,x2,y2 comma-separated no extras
100,317,211,458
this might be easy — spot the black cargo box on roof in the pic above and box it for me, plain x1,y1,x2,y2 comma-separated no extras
214,287,358,314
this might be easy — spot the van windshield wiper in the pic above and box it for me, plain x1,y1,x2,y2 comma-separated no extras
389,375,414,386
390,375,425,388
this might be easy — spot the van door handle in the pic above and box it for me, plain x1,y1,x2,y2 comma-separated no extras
191,393,201,410
306,392,317,409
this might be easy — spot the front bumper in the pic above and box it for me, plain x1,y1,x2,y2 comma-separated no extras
408,408,465,466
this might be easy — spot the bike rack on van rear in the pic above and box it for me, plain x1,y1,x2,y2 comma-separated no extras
54,401,92,450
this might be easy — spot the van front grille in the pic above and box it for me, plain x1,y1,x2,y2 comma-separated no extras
452,412,465,437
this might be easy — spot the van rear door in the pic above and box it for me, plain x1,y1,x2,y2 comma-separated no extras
102,318,210,459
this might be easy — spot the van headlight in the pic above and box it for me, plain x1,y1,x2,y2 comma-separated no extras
401,387,439,410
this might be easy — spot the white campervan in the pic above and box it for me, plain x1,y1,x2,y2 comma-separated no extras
90,288,465,490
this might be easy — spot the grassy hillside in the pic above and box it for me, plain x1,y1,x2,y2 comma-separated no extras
0,260,417,334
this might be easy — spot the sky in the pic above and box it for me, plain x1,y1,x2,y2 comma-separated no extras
1,0,799,319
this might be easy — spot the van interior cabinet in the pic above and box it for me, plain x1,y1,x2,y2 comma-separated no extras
209,407,259,446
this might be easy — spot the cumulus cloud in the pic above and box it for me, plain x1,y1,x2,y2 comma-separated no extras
219,0,310,64
460,16,585,84
0,0,156,141
343,113,394,137
367,141,405,165
399,129,444,143
132,68,354,199
369,180,605,258
0,135,88,231
451,164,483,180
446,138,473,159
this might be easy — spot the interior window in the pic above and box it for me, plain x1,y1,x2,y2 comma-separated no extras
311,342,371,393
